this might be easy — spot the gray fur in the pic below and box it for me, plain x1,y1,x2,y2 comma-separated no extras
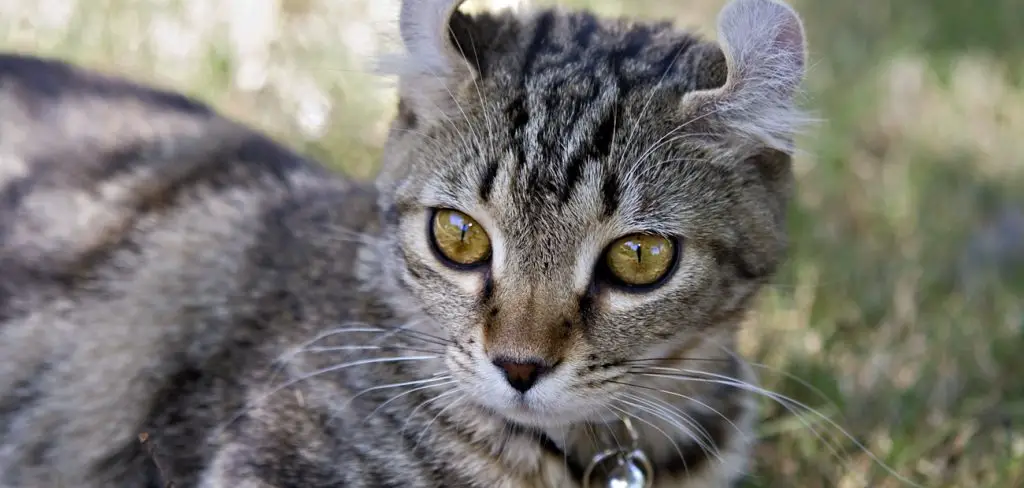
0,0,807,486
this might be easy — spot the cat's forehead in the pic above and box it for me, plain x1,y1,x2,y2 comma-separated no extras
474,10,726,93
457,10,729,217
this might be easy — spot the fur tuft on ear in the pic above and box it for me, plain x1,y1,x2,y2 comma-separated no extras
686,0,809,153
378,0,474,124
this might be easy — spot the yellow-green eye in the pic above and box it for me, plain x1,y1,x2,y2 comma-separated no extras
430,209,492,266
604,234,677,287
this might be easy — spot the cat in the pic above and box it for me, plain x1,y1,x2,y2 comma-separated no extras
0,0,808,486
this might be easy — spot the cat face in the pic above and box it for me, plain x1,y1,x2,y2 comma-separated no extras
375,0,806,428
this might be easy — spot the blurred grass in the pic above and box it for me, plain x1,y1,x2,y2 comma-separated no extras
3,0,1023,486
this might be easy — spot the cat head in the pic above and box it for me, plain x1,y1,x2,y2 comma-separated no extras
373,0,807,427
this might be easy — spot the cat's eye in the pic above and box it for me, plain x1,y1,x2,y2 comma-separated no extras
430,208,492,267
603,234,677,287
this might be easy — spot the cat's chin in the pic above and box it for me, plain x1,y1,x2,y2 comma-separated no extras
492,406,578,428
474,397,614,430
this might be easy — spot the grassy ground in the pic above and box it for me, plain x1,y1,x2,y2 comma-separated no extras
3,0,1023,486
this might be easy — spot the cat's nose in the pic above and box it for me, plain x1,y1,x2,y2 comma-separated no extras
492,358,552,393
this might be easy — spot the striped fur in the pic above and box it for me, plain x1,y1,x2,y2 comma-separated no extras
0,0,807,487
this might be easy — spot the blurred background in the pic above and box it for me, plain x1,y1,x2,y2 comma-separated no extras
2,0,1022,486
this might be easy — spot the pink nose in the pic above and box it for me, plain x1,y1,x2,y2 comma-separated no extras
492,358,551,393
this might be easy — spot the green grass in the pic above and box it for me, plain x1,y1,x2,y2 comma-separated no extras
4,0,1023,486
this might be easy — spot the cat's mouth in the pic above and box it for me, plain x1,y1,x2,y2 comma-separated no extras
485,397,602,428
462,360,612,428
480,391,625,433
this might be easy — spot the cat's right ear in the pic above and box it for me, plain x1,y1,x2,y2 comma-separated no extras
682,0,809,154
380,0,473,126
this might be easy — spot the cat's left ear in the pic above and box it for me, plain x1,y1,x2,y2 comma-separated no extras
684,0,808,153
382,0,476,125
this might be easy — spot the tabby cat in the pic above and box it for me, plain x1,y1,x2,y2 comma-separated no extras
0,0,808,486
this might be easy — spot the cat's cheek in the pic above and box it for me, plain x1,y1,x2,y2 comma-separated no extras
389,247,486,333
393,226,491,316
441,270,489,297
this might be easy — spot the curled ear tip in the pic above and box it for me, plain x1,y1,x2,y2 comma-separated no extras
399,0,467,39
717,0,807,54
397,0,472,76
721,0,801,14
719,0,804,28
400,0,466,20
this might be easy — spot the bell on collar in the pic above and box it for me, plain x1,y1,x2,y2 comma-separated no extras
607,463,645,488
581,416,653,488
604,451,651,488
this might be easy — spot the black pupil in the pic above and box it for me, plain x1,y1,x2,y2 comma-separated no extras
448,213,470,242
626,240,642,263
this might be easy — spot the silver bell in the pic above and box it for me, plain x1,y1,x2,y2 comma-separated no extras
582,416,654,488
605,454,648,488
582,449,653,488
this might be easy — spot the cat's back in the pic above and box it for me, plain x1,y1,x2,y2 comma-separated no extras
0,52,373,486
0,52,334,330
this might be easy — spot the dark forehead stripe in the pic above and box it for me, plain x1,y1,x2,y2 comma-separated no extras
477,157,501,202
600,170,620,218
522,11,557,75
558,88,618,205
512,10,555,161
476,10,707,209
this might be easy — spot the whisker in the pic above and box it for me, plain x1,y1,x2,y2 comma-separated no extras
302,345,445,356
618,391,714,445
388,327,454,347
616,393,722,464
629,368,849,462
596,405,625,452
413,393,467,449
285,325,396,355
360,377,458,425
290,356,442,389
582,422,599,459
361,320,454,348
218,355,442,434
281,324,449,365
493,423,510,457
610,380,746,443
617,357,732,364
630,130,719,172
556,429,570,475
674,337,846,415
262,323,438,401
608,401,689,476
643,332,871,471
628,368,923,488
400,388,463,439
634,330,854,453
260,320,441,390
